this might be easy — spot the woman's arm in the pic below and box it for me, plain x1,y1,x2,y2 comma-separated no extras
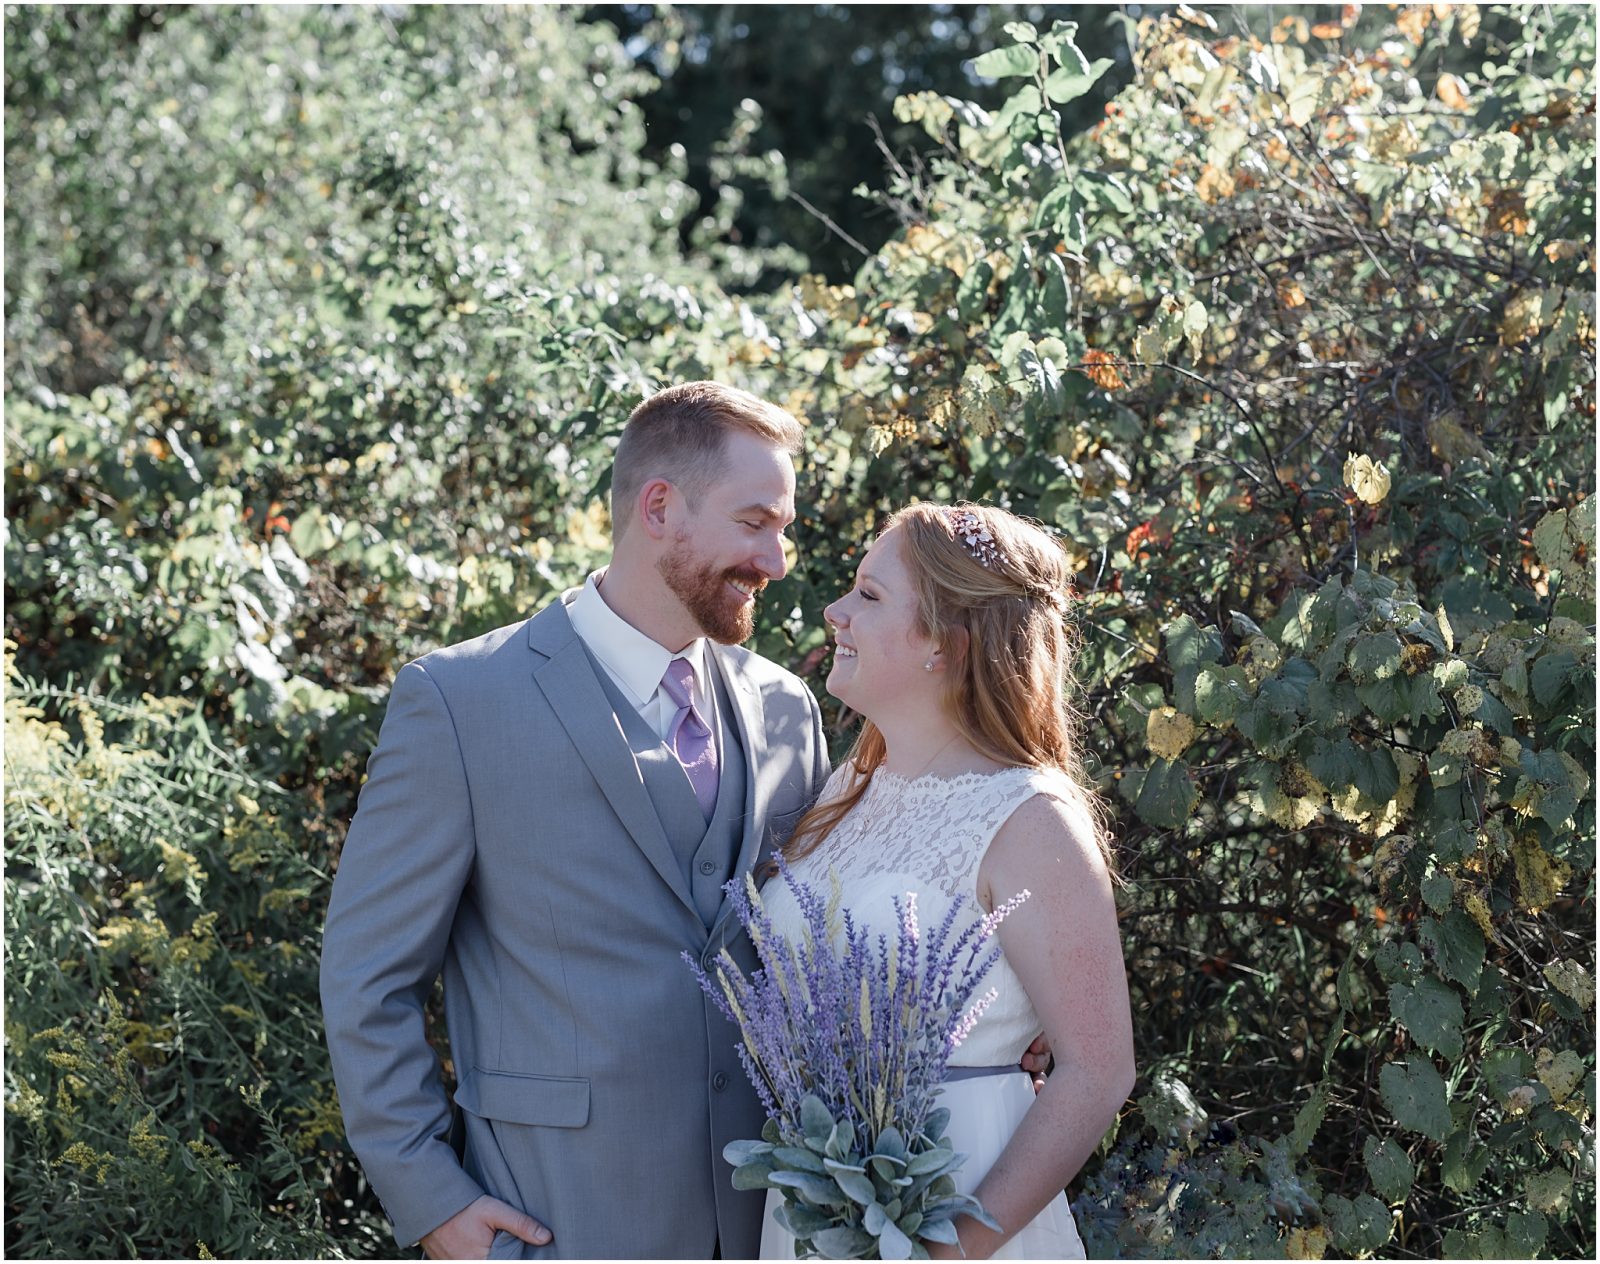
935,793,1136,1259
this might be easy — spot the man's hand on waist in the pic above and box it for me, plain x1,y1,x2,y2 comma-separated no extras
421,1194,552,1260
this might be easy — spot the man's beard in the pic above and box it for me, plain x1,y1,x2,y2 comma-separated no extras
657,537,767,644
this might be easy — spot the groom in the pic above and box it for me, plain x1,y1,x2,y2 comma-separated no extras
321,381,830,1259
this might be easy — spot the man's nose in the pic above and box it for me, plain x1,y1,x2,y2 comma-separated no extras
757,534,788,580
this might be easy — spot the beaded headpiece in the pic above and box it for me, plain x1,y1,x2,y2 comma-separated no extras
946,508,1005,569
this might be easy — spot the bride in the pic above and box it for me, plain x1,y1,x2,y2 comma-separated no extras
758,502,1136,1260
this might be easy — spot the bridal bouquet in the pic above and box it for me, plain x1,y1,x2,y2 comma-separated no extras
685,859,1030,1260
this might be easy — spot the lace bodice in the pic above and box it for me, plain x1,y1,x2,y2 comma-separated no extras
760,763,1073,1067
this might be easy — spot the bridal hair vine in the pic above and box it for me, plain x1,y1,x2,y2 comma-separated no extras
945,508,1005,569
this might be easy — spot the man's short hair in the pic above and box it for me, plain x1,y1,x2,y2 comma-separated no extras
610,381,804,538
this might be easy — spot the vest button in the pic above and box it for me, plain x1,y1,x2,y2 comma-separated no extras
699,860,717,875
713,1071,730,1092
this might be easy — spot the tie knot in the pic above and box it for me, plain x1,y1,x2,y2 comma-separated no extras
661,657,697,708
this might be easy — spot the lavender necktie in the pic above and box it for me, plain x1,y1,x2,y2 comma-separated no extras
661,658,719,820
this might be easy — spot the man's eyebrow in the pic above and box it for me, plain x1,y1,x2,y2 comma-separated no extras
734,502,795,525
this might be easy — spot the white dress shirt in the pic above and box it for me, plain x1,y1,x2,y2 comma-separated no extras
567,568,719,748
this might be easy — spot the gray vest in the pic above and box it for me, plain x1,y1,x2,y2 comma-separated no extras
587,650,747,927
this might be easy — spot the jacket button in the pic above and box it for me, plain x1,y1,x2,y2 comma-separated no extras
699,860,717,875
713,1071,730,1092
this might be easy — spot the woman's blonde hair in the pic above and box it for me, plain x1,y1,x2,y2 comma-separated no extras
784,501,1113,872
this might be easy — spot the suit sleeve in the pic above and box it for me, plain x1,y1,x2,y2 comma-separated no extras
320,661,487,1247
806,682,831,797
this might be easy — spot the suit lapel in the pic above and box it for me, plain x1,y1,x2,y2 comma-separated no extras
527,603,699,921
707,645,772,940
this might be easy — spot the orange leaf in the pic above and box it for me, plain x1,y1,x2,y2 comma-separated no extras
1488,189,1530,236
1081,349,1127,391
1396,5,1430,42
1435,73,1470,110
1277,278,1308,308
1195,163,1236,203
1311,22,1344,38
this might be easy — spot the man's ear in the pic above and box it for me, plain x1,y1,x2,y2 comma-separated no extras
637,478,675,541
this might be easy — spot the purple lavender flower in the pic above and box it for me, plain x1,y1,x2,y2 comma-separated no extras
683,859,1031,1257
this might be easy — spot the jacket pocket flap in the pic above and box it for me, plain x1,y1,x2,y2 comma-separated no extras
454,1068,590,1128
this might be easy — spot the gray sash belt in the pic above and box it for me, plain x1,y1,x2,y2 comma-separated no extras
943,1064,1025,1083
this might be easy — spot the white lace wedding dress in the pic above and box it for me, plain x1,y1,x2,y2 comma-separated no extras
756,765,1086,1260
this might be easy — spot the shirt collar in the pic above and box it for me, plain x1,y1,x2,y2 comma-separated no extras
568,568,708,706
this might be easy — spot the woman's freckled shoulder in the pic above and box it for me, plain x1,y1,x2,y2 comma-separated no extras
990,790,1105,879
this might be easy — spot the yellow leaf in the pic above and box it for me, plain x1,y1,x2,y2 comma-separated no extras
1511,835,1572,912
1285,1225,1330,1259
1543,959,1595,1011
1343,452,1392,504
1134,325,1167,365
1499,288,1550,346
1146,707,1198,760
1457,5,1481,41
1464,890,1496,942
1429,412,1488,465
1536,1048,1586,1103
1277,278,1308,308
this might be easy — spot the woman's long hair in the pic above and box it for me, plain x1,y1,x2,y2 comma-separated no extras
784,502,1114,872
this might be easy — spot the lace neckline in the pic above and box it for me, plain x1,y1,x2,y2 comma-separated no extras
866,765,1035,793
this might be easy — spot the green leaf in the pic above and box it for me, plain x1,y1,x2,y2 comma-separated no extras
775,1202,834,1236
1120,759,1199,829
770,1169,846,1207
288,507,337,557
724,1139,773,1167
973,45,1040,79
774,1145,828,1174
1504,1210,1549,1258
1193,664,1251,724
1388,976,1465,1060
1326,1193,1392,1253
1306,735,1361,792
1442,1123,1492,1193
1363,1134,1415,1204
1379,1059,1450,1142
1002,20,1038,43
875,1215,914,1260
1288,1083,1328,1156
1421,870,1454,913
1044,57,1114,104
800,1095,834,1147
810,1224,875,1258
1419,910,1485,990
1165,614,1223,669
1348,632,1403,684
825,1162,878,1205
732,1157,778,1190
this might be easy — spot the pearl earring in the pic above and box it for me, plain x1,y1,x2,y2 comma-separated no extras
924,661,934,671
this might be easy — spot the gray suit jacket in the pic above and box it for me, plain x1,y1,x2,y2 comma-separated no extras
320,597,830,1256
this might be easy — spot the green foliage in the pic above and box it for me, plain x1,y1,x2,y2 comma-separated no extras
5,2,1595,1258
4,654,374,1257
